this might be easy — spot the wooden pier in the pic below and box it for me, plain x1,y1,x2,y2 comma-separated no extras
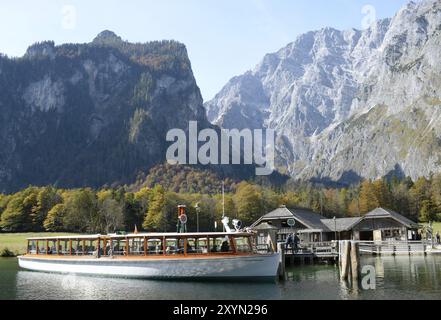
276,241,339,267
335,240,434,282
275,240,436,278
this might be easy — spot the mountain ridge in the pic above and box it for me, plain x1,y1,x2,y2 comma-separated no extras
205,0,441,184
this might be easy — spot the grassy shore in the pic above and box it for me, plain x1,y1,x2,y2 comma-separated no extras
0,233,76,257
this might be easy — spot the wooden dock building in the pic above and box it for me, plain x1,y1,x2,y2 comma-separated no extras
251,206,420,245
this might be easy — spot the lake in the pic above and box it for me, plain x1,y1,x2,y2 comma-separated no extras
1,255,441,300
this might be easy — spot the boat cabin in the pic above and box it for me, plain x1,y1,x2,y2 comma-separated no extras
25,232,256,258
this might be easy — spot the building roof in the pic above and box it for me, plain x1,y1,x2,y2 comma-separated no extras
321,217,362,232
251,206,419,233
364,208,419,229
294,209,330,230
257,206,295,220
253,222,279,230
251,206,330,231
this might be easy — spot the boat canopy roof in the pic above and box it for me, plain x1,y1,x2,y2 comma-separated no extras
27,232,253,241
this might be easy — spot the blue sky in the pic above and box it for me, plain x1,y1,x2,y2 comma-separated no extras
0,0,411,100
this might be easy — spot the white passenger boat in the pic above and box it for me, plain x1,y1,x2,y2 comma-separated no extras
18,231,280,280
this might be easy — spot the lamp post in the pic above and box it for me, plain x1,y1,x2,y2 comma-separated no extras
333,216,337,241
195,203,200,233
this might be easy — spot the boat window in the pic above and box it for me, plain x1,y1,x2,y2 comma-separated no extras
210,237,234,254
234,237,252,253
29,241,37,254
195,238,209,254
111,239,126,256
186,238,195,254
129,238,144,256
61,240,69,255
73,240,85,255
48,240,57,255
39,241,46,254
147,239,163,255
165,238,184,255
186,238,207,254
100,239,115,256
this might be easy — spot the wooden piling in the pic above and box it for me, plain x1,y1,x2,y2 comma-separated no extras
350,241,360,281
338,241,342,268
340,241,351,281
339,241,345,279
277,243,285,278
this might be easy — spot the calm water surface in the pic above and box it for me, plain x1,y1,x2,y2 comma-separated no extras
1,256,441,300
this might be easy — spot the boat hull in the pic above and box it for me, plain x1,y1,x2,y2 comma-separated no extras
18,254,280,280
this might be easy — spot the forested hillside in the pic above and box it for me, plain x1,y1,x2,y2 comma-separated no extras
0,31,211,193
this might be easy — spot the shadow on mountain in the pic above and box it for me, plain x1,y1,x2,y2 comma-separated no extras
309,164,407,188
252,170,290,187
384,164,406,181
309,170,363,188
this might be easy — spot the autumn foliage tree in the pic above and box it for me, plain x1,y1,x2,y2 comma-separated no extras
142,185,166,231
2,172,441,234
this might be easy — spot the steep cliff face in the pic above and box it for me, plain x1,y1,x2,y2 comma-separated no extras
0,31,210,192
206,0,441,183
303,0,441,183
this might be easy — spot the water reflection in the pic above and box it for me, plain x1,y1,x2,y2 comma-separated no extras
15,270,282,300
2,255,441,300
348,256,441,300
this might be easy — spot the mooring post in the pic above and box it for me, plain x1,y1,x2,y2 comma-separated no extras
340,241,351,281
350,241,360,282
338,241,342,268
277,242,286,278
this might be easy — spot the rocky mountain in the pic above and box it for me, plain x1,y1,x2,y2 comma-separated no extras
0,31,219,193
205,0,441,184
